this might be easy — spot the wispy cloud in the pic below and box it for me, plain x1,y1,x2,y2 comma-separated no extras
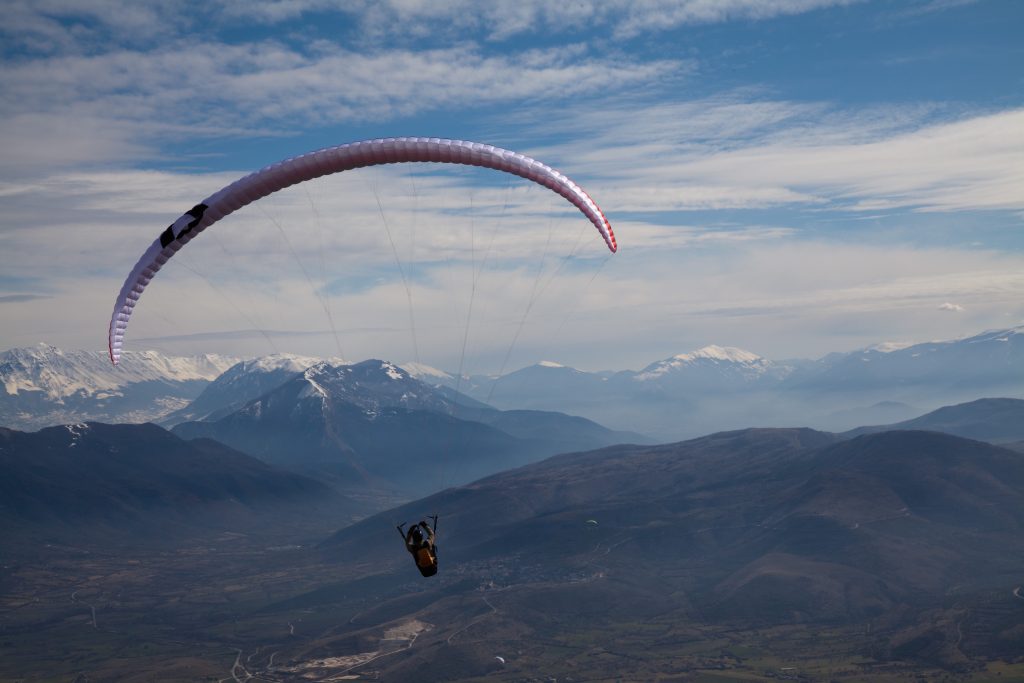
884,0,982,21
0,42,683,176
672,108,1024,213
1,1,194,54
534,98,1024,213
0,294,50,304
228,0,866,40
2,0,868,57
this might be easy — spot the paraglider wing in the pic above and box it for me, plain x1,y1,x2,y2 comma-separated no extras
495,656,506,665
107,138,617,364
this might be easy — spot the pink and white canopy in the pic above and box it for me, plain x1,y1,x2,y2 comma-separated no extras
108,137,616,365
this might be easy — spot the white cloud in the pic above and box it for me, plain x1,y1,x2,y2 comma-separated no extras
0,42,682,176
533,98,1024,214
939,302,964,312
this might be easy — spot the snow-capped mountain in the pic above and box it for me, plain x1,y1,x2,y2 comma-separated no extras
1,344,233,398
160,353,328,426
631,345,792,390
0,344,237,430
292,359,465,416
634,346,772,380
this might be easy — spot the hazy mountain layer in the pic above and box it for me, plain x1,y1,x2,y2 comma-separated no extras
431,326,1024,439
0,421,348,547
845,397,1024,444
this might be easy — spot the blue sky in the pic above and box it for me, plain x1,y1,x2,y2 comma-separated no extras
1,0,1022,373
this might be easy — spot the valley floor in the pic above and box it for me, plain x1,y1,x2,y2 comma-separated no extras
2,534,1023,682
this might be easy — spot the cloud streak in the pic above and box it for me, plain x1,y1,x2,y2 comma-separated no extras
535,98,1024,214
0,42,683,176
0,294,50,304
3,1,864,51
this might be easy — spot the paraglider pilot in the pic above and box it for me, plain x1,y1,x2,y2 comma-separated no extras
398,515,438,577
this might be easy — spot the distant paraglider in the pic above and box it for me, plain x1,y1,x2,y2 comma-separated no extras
107,137,617,365
494,656,506,665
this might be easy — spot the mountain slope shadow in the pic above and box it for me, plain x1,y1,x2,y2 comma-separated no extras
311,427,1024,620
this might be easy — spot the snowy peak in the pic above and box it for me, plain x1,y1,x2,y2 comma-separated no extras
241,358,467,422
1,344,240,430
304,359,411,385
675,345,764,364
1,344,237,400
231,353,327,376
862,341,916,353
400,361,453,381
635,345,772,381
158,353,330,427
302,359,419,395
524,360,588,375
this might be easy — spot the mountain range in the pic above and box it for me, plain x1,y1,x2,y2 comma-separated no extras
413,326,1024,439
3,324,1023,441
171,359,646,493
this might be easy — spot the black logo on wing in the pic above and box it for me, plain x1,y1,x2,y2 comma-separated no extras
159,203,209,248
